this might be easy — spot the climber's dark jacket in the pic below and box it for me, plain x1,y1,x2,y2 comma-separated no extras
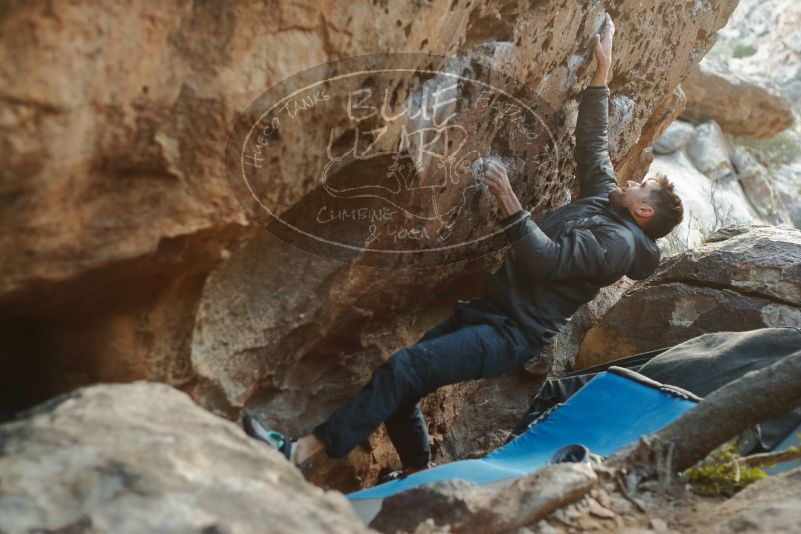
455,85,661,348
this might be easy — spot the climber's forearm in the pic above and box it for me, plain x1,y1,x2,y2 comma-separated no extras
495,186,523,218
480,158,523,218
589,67,609,87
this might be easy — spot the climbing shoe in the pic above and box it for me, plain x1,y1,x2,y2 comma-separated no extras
242,410,297,461
242,410,328,476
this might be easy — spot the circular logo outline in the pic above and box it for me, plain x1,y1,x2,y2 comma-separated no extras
226,52,560,265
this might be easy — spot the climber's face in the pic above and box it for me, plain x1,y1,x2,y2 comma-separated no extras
608,178,659,221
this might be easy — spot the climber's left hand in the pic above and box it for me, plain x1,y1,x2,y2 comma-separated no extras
482,159,523,218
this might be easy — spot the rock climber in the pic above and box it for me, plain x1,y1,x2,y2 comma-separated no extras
241,13,684,479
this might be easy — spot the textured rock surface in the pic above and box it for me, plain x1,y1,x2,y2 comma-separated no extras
577,225,801,369
369,463,597,533
681,61,793,138
0,382,367,534
0,0,740,488
691,467,801,533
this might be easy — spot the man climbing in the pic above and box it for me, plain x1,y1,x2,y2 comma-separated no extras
242,13,684,477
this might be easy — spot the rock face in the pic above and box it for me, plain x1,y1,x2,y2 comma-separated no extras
0,382,367,534
681,61,793,138
576,225,801,369
0,0,740,488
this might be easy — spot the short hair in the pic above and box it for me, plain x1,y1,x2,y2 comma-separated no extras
640,173,684,239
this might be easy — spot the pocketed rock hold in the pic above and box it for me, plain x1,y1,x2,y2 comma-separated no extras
576,224,801,369
0,382,369,534
681,61,794,138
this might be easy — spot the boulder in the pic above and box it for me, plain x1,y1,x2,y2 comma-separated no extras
0,0,741,488
614,87,687,183
681,61,793,138
0,382,367,534
653,120,695,155
685,121,734,180
695,0,801,230
369,463,597,533
576,225,801,369
731,146,793,225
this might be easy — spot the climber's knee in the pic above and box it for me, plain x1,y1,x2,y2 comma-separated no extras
382,344,429,401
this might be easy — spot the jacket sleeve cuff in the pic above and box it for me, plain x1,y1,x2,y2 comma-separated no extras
499,209,531,243
583,85,610,96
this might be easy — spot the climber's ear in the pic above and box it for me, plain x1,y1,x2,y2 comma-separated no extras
634,204,654,219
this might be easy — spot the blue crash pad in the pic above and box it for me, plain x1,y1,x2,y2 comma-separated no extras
348,367,698,506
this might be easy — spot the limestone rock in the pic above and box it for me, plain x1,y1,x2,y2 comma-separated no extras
681,61,793,138
576,225,801,368
653,120,695,155
0,382,368,534
653,224,801,306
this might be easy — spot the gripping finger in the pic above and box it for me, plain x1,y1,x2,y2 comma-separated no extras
604,13,615,35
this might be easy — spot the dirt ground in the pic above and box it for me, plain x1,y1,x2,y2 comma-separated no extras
530,467,801,534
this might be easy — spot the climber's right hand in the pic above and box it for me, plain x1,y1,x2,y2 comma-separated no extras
592,13,615,73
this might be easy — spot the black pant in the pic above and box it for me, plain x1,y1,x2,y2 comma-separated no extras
312,308,537,468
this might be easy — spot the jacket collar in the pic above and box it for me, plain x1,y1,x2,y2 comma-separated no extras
602,203,661,280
